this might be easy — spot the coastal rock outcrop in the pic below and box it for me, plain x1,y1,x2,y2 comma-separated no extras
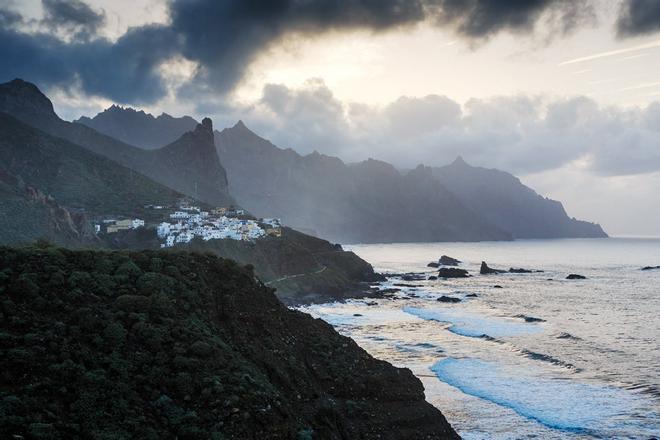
566,274,587,279
439,255,461,266
509,267,539,273
437,295,461,303
641,265,660,271
480,261,506,274
438,268,470,278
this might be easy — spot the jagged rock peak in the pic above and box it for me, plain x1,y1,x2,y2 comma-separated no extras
451,155,469,167
0,78,55,116
197,117,213,133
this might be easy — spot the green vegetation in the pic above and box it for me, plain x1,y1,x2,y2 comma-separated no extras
0,245,456,439
0,112,186,220
188,227,383,304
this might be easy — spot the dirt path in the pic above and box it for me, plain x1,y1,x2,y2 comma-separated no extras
265,264,327,286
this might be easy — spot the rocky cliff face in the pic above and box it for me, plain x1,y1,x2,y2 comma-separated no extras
0,168,97,246
0,246,459,439
153,118,230,205
216,121,510,243
433,157,607,239
0,79,232,206
75,105,198,149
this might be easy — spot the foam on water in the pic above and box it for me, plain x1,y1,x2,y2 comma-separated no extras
403,306,543,338
300,300,420,327
432,358,659,437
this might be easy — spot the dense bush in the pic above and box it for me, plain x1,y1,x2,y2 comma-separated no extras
0,245,456,439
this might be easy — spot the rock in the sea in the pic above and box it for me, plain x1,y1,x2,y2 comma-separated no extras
437,295,461,303
566,274,587,280
641,265,660,271
480,261,506,274
466,293,478,297
427,262,440,268
428,275,438,280
493,285,503,289
402,273,426,281
508,267,538,273
439,255,461,266
438,268,470,278
515,314,546,323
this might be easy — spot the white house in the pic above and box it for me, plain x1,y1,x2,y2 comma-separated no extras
131,219,145,229
157,222,171,238
261,218,281,228
170,211,191,219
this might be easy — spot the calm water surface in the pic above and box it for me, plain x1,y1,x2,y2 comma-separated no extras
300,238,660,439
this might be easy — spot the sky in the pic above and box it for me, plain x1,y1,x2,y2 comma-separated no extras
1,0,660,236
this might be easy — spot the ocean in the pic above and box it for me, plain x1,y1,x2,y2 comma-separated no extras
299,238,660,439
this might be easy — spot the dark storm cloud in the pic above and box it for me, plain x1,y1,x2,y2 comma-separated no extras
617,0,660,37
0,23,178,104
168,0,433,97
170,0,595,98
0,0,596,103
0,7,23,28
41,0,106,39
432,0,593,38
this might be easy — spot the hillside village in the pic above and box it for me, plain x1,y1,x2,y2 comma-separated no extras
97,204,282,248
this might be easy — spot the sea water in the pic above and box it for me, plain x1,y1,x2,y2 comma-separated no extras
299,238,660,439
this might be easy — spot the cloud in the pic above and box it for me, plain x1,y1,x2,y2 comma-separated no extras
0,0,598,104
617,0,660,37
239,80,660,177
0,23,178,104
432,0,594,39
41,0,106,40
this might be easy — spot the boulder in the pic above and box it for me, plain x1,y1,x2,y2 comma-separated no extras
514,314,546,323
438,268,470,278
437,295,461,303
566,274,586,280
439,255,461,266
509,268,532,273
480,261,506,275
402,273,426,281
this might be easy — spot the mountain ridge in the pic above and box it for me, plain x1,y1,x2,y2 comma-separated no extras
75,104,198,149
0,111,188,245
433,158,607,239
64,101,606,242
0,79,232,207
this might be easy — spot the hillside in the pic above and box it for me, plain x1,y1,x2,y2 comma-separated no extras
0,79,232,206
187,227,384,304
433,157,607,239
0,245,458,439
216,121,510,243
0,112,186,245
0,109,382,303
76,105,198,149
